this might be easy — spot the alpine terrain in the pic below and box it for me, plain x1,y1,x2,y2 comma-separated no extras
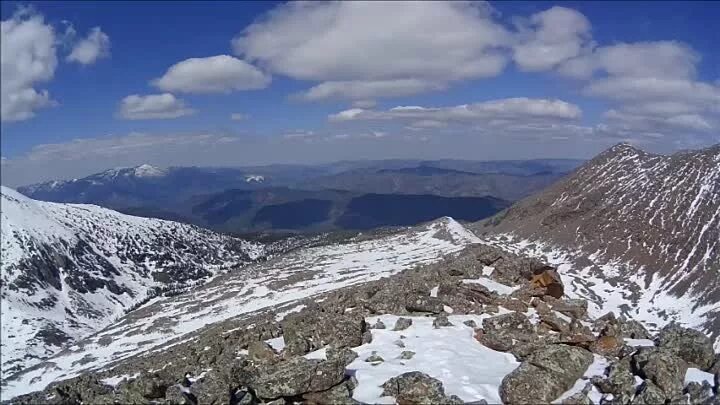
0,186,264,379
476,143,720,347
1,144,718,405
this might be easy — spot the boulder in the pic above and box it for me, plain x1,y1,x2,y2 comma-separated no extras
406,296,444,314
302,377,358,405
632,381,666,405
370,320,386,329
549,299,588,319
433,313,453,328
381,371,458,404
590,335,624,358
656,324,715,370
560,382,593,405
282,307,367,355
189,370,234,405
499,344,593,404
393,317,413,331
529,267,564,299
618,318,651,339
685,381,714,405
593,359,635,400
632,348,688,399
251,356,346,400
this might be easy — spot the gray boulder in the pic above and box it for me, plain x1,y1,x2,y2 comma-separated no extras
251,356,346,400
685,381,714,405
618,318,651,339
632,348,688,399
394,317,413,331
406,296,444,314
302,377,358,405
247,341,280,364
593,360,634,403
499,344,593,404
433,313,453,328
381,371,457,404
656,324,715,369
282,307,367,355
632,381,666,404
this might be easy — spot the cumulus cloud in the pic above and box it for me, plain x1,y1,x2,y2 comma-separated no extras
152,55,270,94
513,6,592,71
329,98,582,124
118,93,195,120
66,27,110,65
1,9,58,122
233,1,510,100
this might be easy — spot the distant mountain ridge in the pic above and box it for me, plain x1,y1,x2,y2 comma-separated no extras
475,143,720,345
0,186,264,377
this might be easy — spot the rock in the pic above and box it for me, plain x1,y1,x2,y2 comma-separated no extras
370,320,386,329
399,351,416,360
709,354,720,375
393,317,413,331
685,381,714,405
125,372,170,399
365,351,384,363
165,384,194,404
477,312,536,354
550,299,588,319
593,360,635,399
590,335,624,357
251,356,346,400
501,298,529,313
406,296,444,314
394,339,405,348
560,382,593,405
656,324,715,370
327,346,359,366
433,313,453,328
302,377,358,405
248,341,280,364
463,319,478,328
189,370,233,405
632,348,688,399
529,267,564,299
500,344,593,404
540,312,570,333
282,307,367,355
381,371,453,404
632,381,666,405
618,318,651,339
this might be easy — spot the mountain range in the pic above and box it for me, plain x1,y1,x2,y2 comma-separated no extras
1,144,718,404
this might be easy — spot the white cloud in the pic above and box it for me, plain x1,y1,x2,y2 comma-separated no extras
329,98,582,124
230,113,248,121
351,100,377,109
66,27,110,65
513,6,592,71
233,1,510,100
1,9,58,122
295,79,445,101
118,93,195,120
558,41,699,79
152,55,270,94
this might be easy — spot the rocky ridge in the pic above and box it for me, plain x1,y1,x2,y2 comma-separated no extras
6,243,718,404
474,143,720,347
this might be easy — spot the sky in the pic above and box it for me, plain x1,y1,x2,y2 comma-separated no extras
1,1,719,186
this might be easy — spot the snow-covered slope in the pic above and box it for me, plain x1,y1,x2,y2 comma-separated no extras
475,143,720,346
0,186,264,378
2,217,481,398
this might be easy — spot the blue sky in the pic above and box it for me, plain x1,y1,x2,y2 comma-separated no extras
1,1,718,186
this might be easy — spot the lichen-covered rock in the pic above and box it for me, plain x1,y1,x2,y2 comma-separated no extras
189,370,234,405
393,317,413,331
656,324,715,370
302,377,358,405
250,356,346,400
632,348,688,399
685,381,714,405
632,381,666,405
405,296,444,314
380,371,455,404
547,298,588,319
560,382,593,405
499,344,593,404
370,319,386,329
433,312,453,328
282,306,367,355
618,318,651,339
365,351,384,363
593,359,635,400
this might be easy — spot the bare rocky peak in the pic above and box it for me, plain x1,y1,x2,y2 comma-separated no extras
475,142,720,335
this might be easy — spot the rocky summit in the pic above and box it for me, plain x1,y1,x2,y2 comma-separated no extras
4,241,719,404
1,145,719,405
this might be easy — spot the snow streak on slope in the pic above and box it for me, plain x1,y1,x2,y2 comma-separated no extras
475,143,720,347
2,218,481,399
483,234,720,351
1,186,263,378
